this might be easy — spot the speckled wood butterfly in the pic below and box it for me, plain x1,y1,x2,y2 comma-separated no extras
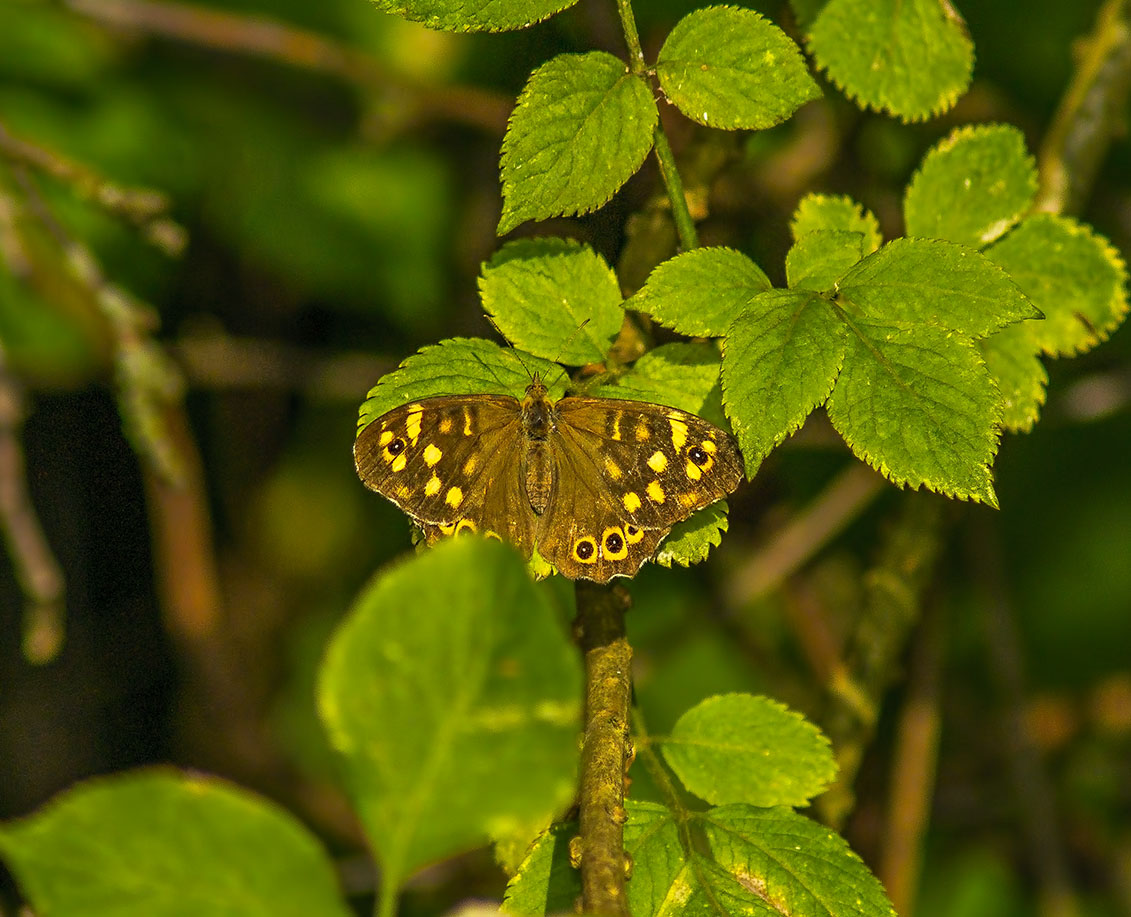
354,374,744,582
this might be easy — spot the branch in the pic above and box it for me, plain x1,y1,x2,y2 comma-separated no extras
573,580,633,916
1036,0,1131,215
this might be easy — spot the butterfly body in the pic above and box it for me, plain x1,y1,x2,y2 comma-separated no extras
355,375,743,582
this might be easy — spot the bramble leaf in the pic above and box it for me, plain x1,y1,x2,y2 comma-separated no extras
838,238,1039,338
480,238,624,365
318,538,582,887
791,193,882,254
370,0,577,33
826,319,1000,506
657,6,821,130
807,0,973,121
985,214,1128,358
904,124,1037,247
504,801,897,916
629,247,772,337
723,290,846,473
786,230,866,290
499,52,656,233
662,693,837,806
0,770,350,917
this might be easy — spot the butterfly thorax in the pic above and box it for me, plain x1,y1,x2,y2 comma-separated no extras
520,378,557,514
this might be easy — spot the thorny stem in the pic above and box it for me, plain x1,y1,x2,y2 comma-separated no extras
574,580,633,916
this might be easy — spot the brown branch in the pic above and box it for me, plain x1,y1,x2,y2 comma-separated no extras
726,462,886,607
573,580,633,916
63,0,511,135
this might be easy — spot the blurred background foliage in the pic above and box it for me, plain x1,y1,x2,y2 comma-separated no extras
0,0,1129,914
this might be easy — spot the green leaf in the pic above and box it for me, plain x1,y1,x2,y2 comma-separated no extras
979,323,1048,434
904,124,1038,247
479,238,624,365
986,214,1129,357
791,192,882,254
827,319,1000,506
837,238,1039,338
656,6,821,130
700,805,898,916
318,537,582,887
655,501,731,570
785,230,866,290
505,801,897,917
662,693,837,806
807,0,973,121
722,290,847,473
601,342,727,424
629,246,772,337
369,0,577,32
0,769,350,917
499,52,656,233
355,338,563,433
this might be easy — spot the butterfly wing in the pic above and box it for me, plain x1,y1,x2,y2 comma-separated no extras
354,394,538,552
537,397,744,582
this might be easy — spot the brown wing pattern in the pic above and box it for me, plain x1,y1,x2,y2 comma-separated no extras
539,397,743,582
354,395,535,550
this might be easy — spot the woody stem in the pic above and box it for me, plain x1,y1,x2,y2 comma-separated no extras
573,580,634,915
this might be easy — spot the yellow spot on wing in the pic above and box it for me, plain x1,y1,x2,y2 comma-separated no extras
646,480,665,504
669,418,688,451
425,475,441,496
423,443,443,466
604,457,622,480
391,454,407,473
610,414,621,441
702,439,717,453
462,407,474,436
379,430,394,446
647,451,668,473
405,411,423,444
439,416,453,434
463,455,478,475
446,486,464,508
685,460,703,481
623,491,641,513
635,420,651,441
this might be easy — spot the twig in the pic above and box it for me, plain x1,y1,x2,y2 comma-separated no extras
817,493,947,829
1035,0,1131,215
0,119,186,256
0,348,66,663
63,0,511,135
879,601,945,916
573,580,633,916
726,462,887,607
10,165,187,485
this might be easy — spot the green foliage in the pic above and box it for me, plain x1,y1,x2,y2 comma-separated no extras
505,801,897,916
791,193,882,254
806,0,974,121
318,537,582,891
661,693,837,806
0,771,351,917
498,52,656,233
368,0,577,31
655,6,821,129
479,238,625,364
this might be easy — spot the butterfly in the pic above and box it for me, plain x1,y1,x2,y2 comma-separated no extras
354,374,744,582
